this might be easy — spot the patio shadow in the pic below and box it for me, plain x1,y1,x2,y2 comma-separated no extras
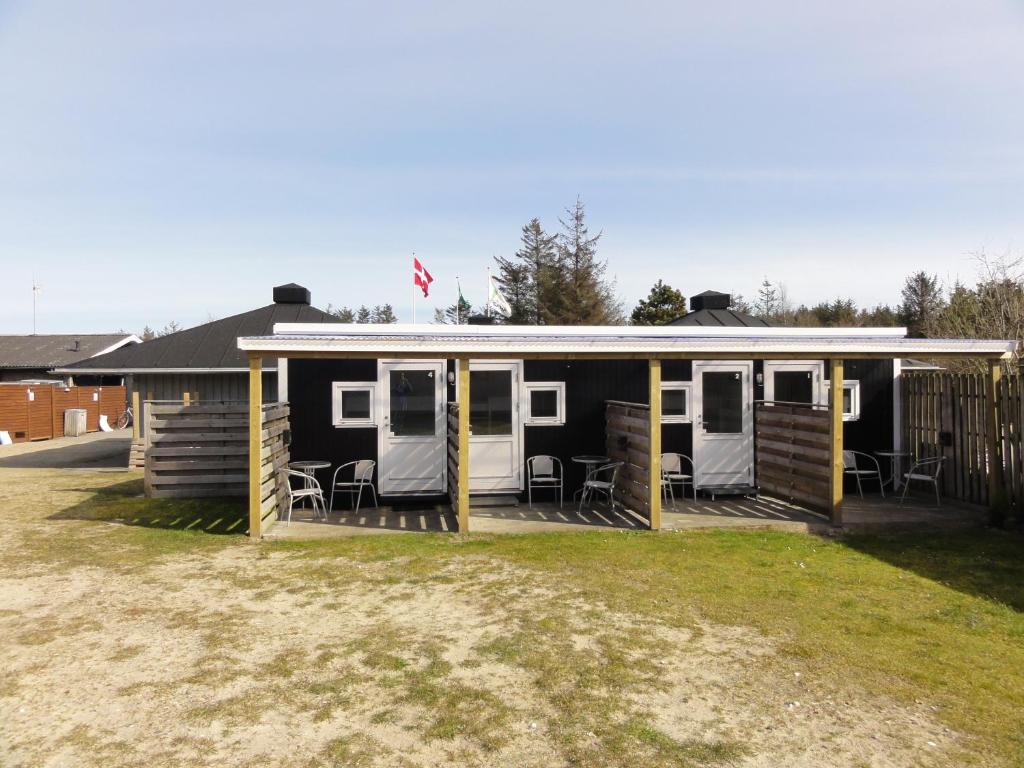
842,529,1024,612
49,477,248,536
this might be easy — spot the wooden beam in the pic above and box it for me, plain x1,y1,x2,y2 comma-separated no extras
830,360,844,525
248,357,263,540
183,391,191,406
457,358,471,533
647,359,662,530
986,359,1007,520
263,350,1010,362
131,390,140,441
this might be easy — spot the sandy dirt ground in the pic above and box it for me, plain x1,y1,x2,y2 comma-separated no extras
0,469,962,768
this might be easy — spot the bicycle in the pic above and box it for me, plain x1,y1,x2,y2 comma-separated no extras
116,404,134,430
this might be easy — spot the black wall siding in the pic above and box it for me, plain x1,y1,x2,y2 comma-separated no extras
524,359,648,490
288,359,379,490
841,359,894,453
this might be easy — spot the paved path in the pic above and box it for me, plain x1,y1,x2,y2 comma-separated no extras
0,429,131,469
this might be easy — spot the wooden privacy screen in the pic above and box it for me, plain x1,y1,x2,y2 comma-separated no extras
145,403,290,532
605,401,652,522
755,402,832,514
0,384,126,442
447,403,460,515
902,372,1022,510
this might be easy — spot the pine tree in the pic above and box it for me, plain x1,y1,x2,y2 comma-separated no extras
140,325,155,341
326,304,355,323
630,280,687,325
898,271,945,337
371,304,397,323
355,306,372,324
552,197,622,324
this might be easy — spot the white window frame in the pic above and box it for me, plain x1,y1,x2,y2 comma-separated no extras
331,382,377,427
826,379,861,422
661,382,692,423
524,381,565,426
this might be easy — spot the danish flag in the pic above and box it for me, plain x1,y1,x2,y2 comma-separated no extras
413,256,433,298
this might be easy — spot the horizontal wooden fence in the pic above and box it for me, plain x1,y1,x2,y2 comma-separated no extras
755,401,833,515
605,400,653,523
0,383,125,442
902,372,1023,513
145,403,290,532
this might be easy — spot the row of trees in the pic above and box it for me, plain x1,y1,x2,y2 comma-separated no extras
324,304,398,324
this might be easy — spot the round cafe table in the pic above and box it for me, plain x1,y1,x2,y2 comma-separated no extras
571,455,611,498
874,451,910,491
288,460,331,506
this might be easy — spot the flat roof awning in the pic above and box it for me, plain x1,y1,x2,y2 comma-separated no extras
236,323,1017,360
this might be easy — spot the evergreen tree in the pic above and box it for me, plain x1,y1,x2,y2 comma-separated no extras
492,218,559,324
157,321,181,337
326,304,355,323
355,306,372,324
553,197,623,324
140,325,155,341
630,280,687,325
371,304,397,323
898,271,945,337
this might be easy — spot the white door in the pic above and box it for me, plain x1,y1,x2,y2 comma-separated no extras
468,361,522,493
378,361,446,495
764,360,825,405
693,361,754,489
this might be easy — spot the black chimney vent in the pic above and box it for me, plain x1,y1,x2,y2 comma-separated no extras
467,314,496,325
273,283,311,305
690,290,731,312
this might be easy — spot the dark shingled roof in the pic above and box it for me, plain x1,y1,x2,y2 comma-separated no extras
667,309,773,327
59,301,340,372
0,334,137,370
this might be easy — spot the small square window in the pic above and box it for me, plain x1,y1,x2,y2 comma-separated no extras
332,382,376,427
525,382,565,425
661,383,691,423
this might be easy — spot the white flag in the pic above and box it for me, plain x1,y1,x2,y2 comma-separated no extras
488,274,513,316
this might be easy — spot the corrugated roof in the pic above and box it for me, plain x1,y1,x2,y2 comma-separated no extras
0,334,137,369
59,304,341,372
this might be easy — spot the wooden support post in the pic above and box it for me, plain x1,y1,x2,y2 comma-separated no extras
986,359,1007,523
648,359,662,530
457,358,471,533
248,356,263,540
131,390,140,441
183,391,191,406
830,360,844,525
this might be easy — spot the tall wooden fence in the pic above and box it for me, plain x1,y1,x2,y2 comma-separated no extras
145,403,290,532
605,401,653,524
755,401,833,515
0,384,126,442
902,372,1023,511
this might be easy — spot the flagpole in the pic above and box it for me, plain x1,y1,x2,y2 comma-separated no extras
455,276,460,324
411,252,416,324
485,266,490,318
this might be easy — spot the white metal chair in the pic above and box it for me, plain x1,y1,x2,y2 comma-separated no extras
329,460,378,513
578,461,623,513
661,453,695,503
284,468,326,525
843,450,885,499
527,455,563,508
899,456,946,507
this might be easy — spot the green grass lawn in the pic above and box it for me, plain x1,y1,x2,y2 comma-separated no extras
2,470,1023,767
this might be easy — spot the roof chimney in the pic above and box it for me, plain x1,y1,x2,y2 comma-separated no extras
690,290,731,312
273,283,311,305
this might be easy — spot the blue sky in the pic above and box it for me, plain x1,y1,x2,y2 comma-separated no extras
1,1,1021,333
